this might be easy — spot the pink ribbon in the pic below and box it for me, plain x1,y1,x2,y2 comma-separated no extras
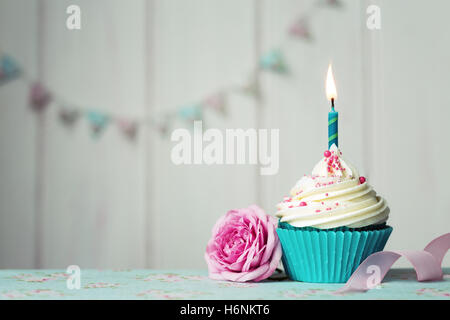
336,233,450,294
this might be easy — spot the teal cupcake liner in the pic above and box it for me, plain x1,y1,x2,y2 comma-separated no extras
276,224,393,283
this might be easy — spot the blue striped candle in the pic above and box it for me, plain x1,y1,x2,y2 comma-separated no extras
328,100,338,149
326,64,338,149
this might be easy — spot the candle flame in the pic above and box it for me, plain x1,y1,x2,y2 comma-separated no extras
326,64,337,101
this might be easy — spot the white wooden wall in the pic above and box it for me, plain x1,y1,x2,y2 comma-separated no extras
0,0,449,269
366,0,450,266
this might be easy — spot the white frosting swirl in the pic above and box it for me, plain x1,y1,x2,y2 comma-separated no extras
275,144,389,229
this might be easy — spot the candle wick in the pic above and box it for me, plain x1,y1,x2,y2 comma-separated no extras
331,98,335,109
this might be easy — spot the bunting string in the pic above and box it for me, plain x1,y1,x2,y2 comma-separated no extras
0,0,342,140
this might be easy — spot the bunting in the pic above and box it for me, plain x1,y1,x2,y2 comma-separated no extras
178,104,203,122
0,0,342,141
0,55,20,84
86,111,109,137
59,106,80,126
117,118,138,139
260,50,288,74
29,82,51,111
203,92,227,116
289,17,311,40
240,73,261,99
325,0,342,8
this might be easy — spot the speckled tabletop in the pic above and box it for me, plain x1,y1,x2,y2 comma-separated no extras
0,268,449,300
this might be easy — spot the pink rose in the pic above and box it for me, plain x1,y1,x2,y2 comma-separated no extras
205,205,282,282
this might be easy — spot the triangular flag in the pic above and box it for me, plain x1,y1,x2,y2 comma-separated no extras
157,122,170,136
1,55,20,75
289,17,311,40
203,92,227,116
317,0,342,8
239,73,261,98
86,111,109,137
178,104,203,121
0,55,20,84
117,118,138,139
151,114,172,137
260,50,287,73
326,0,342,8
59,106,80,126
29,82,52,111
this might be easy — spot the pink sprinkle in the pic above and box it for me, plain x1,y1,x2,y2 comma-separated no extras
321,202,324,205
326,207,332,211
324,150,331,158
299,201,307,206
359,176,366,184
335,202,339,206
288,205,294,208
315,209,321,213
325,193,329,196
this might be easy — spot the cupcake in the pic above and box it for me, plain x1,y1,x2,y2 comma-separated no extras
275,144,392,283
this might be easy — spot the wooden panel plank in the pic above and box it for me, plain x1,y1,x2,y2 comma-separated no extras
40,0,147,268
368,0,450,266
150,0,259,268
0,0,39,268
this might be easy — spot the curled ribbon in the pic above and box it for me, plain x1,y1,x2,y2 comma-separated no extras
336,233,450,294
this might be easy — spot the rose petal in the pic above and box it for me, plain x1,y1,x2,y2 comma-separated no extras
220,263,270,282
259,217,276,265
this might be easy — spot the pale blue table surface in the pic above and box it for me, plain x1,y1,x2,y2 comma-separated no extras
0,268,449,300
